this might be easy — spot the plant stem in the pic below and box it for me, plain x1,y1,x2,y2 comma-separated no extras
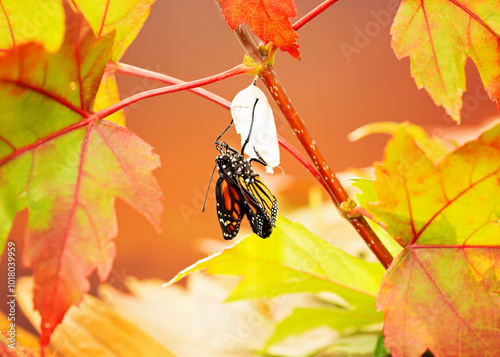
112,62,233,110
293,0,342,31
96,64,251,119
113,62,327,191
233,27,393,269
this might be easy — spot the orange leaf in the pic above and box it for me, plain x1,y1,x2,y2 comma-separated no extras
218,0,300,59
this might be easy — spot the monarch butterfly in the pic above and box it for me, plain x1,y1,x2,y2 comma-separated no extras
214,143,278,239
212,98,278,240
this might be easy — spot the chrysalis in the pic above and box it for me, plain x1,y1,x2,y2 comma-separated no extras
230,80,280,173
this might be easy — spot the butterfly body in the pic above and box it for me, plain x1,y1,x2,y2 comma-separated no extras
215,146,277,240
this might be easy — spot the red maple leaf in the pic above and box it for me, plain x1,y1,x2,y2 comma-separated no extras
218,0,300,59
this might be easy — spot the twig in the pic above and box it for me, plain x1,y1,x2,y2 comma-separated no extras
293,0,342,31
233,26,393,268
111,62,233,110
96,64,250,119
112,62,329,192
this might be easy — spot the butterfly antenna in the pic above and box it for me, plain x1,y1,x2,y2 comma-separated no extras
215,119,234,148
241,98,259,154
202,164,217,212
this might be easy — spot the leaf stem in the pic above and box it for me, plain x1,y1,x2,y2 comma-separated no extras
111,62,233,110
96,64,251,119
293,0,342,31
233,26,393,268
112,62,326,191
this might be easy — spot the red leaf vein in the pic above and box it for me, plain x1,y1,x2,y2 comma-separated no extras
53,123,92,297
449,0,500,40
0,134,15,152
92,122,148,206
404,178,418,240
98,0,111,37
414,167,500,241
0,117,94,167
1,78,88,117
420,0,447,96
411,248,492,352
0,1,15,49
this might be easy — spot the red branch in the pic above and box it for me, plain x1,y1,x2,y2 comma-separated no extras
293,0,342,31
112,62,233,110
113,62,328,191
0,66,248,168
96,64,251,119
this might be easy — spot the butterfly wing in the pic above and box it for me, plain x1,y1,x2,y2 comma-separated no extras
238,175,278,238
215,176,246,240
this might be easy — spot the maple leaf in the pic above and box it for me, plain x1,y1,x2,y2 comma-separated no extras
0,1,65,52
71,0,156,62
74,0,157,126
0,0,154,60
218,0,300,59
0,5,163,347
0,0,156,129
354,123,500,356
391,0,500,122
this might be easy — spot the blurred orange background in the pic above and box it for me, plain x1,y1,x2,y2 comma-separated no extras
3,0,497,310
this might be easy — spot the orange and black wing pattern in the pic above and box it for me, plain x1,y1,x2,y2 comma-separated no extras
238,175,277,238
215,176,246,240
214,151,278,240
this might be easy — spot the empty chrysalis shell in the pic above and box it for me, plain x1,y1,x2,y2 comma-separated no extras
230,81,280,173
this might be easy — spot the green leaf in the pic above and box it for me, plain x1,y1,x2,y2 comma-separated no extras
72,0,156,124
349,121,450,162
0,0,155,127
0,1,155,62
169,217,384,303
373,334,390,357
94,71,126,126
366,123,500,246
169,216,385,351
0,1,65,52
357,123,500,356
350,178,403,258
265,305,383,349
73,0,156,62
391,1,500,122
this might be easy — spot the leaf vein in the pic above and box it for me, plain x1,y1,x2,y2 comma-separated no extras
412,248,493,352
0,1,15,49
416,167,500,239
